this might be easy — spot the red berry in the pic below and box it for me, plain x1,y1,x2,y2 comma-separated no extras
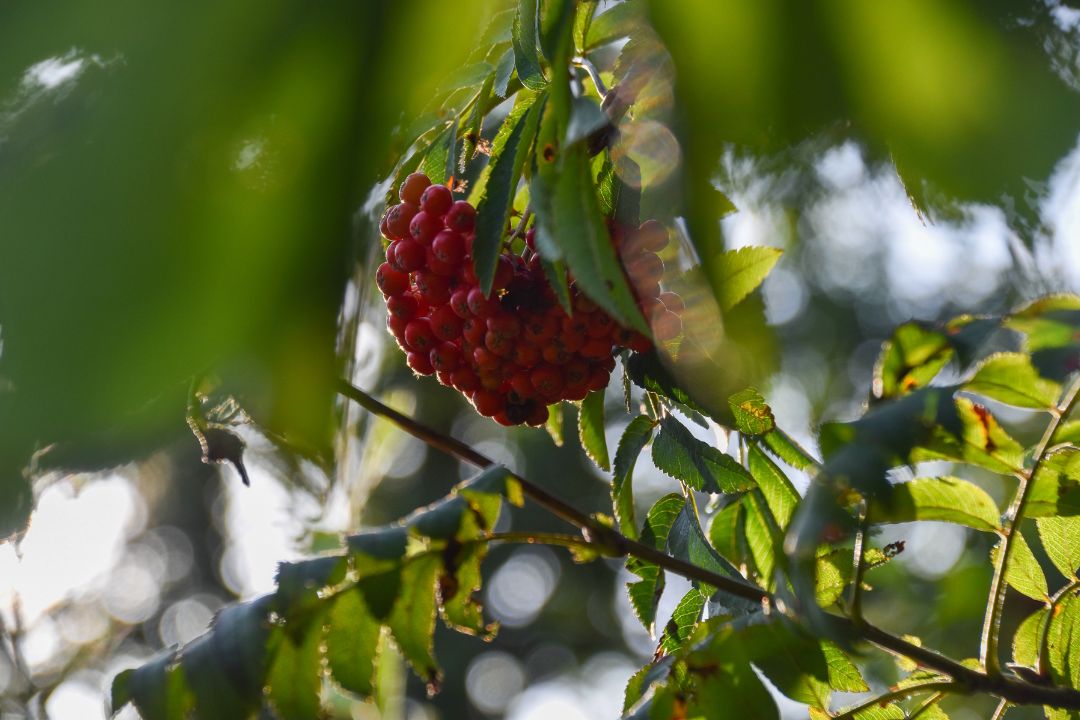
463,317,486,344
387,313,408,341
627,332,653,353
524,315,558,343
587,368,610,391
425,247,459,277
386,240,406,273
400,172,432,206
510,371,535,399
413,272,451,305
467,287,497,318
586,313,615,338
530,365,563,396
420,184,453,216
380,211,392,239
409,211,441,245
484,330,513,357
404,319,437,353
376,262,408,296
541,343,571,365
512,343,540,368
407,351,435,375
473,347,500,371
654,311,682,341
493,411,517,427
430,342,461,372
525,403,549,427
492,256,514,290
387,294,420,320
450,367,480,392
436,370,454,387
445,201,476,233
659,292,684,314
573,292,597,314
432,230,466,266
524,228,537,251
473,389,505,417
558,331,585,353
394,238,426,272
561,315,588,338
581,338,610,359
429,305,462,341
637,219,669,251
450,288,472,319
487,313,521,340
385,203,419,240
564,383,589,402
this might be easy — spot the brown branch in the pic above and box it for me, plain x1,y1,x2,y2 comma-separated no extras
337,379,1080,711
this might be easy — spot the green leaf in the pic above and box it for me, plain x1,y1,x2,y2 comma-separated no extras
652,416,756,493
326,589,381,698
994,531,1049,601
512,0,547,90
493,46,516,98
964,352,1061,410
550,143,648,333
874,322,953,400
572,0,599,51
1038,516,1080,579
815,549,848,608
275,555,348,618
473,94,543,294
180,595,275,718
387,554,442,692
579,389,610,471
461,74,496,172
585,0,646,50
438,541,493,637
421,121,457,186
913,397,1025,475
729,388,775,436
626,494,683,634
115,649,193,720
747,444,800,530
545,401,565,446
626,351,715,420
1005,294,1080,352
821,640,868,693
659,589,706,654
743,620,833,709
708,499,746,569
762,428,820,471
1027,449,1080,518
565,95,608,147
743,491,778,590
613,416,657,538
667,498,758,616
1046,591,1080,691
714,246,782,312
867,477,1002,532
468,90,540,205
267,617,325,720
1013,606,1048,669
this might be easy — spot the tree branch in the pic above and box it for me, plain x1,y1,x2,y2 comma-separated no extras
337,379,1080,711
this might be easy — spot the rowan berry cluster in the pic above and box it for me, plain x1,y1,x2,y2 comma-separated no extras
377,172,682,426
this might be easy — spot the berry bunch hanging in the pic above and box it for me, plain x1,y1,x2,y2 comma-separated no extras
377,172,682,426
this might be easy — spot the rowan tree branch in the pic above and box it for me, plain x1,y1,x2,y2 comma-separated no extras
337,379,1080,711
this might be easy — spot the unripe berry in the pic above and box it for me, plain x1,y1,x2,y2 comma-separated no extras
385,203,419,240
376,262,408,296
400,172,432,206
444,201,476,233
409,211,441,245
420,184,453,216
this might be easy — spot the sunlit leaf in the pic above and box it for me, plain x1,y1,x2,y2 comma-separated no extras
743,491,778,590
546,401,566,446
652,416,756,493
873,322,953,400
326,589,381,698
613,416,657,538
667,498,758,616
512,0,547,90
659,589,706,654
729,388,775,436
387,554,442,692
1046,591,1080,692
267,615,325,720
964,352,1061,410
585,0,646,50
993,531,1049,601
747,444,800,530
1038,516,1080,579
867,477,1002,533
579,389,610,471
713,246,782,313
1013,606,1048,669
1027,448,1080,518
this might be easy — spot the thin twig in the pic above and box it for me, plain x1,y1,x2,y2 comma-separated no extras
981,374,1080,675
337,379,1080,711
909,691,947,720
990,698,1010,720
571,56,608,98
848,501,869,624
